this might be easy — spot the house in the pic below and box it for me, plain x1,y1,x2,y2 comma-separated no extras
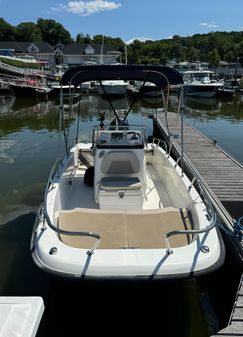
0,41,122,69
0,41,55,68
54,42,122,67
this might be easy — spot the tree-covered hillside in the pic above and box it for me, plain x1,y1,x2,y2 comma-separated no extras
0,18,242,65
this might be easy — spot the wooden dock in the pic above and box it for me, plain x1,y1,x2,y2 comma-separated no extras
155,111,243,263
154,111,243,336
155,112,243,213
155,111,243,225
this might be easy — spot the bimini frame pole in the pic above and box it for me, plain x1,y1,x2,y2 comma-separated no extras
180,86,184,176
59,83,69,158
58,85,63,160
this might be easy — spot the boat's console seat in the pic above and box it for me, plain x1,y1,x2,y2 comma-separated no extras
100,177,142,191
94,145,146,209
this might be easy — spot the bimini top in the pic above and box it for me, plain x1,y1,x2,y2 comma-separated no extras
61,64,183,90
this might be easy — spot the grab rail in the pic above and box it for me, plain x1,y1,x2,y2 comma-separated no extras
151,137,168,154
164,211,217,254
40,159,101,255
164,176,217,254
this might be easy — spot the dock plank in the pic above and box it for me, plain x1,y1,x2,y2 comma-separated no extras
157,112,243,205
212,324,243,336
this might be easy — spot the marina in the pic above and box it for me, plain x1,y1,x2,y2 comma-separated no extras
1,4,243,335
0,78,243,336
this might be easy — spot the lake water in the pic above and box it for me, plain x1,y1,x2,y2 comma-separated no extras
0,92,242,336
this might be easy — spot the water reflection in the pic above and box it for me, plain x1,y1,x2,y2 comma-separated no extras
166,93,243,165
168,93,243,121
0,95,15,114
184,96,220,112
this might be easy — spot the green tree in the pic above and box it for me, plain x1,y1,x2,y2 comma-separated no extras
16,22,42,41
2,17,243,65
0,18,16,41
84,34,92,43
76,33,85,43
208,48,221,66
128,40,143,64
37,19,72,45
93,35,104,44
93,35,124,49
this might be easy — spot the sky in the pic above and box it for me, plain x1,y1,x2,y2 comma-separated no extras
1,0,243,44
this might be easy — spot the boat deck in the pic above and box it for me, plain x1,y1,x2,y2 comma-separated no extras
61,162,179,211
57,207,191,249
57,156,193,250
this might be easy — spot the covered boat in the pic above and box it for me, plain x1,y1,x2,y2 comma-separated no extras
31,65,224,280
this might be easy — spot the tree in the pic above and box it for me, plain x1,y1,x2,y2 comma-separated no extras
84,34,92,43
76,33,85,43
1,17,243,65
16,22,42,41
128,40,143,64
0,18,16,41
93,35,124,49
208,48,221,66
37,19,72,45
93,35,104,44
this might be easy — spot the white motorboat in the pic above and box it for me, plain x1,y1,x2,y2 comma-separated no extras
97,80,128,96
31,65,224,280
182,70,223,98
133,80,161,97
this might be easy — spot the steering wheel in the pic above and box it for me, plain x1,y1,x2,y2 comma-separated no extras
127,132,141,141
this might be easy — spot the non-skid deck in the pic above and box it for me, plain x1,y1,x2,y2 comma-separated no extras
60,161,176,211
57,207,191,249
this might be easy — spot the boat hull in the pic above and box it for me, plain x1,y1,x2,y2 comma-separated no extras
184,83,223,98
9,84,50,97
32,212,225,280
97,81,128,96
31,144,225,280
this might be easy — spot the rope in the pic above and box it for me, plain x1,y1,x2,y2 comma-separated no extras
216,216,243,241
234,216,243,240
216,219,235,237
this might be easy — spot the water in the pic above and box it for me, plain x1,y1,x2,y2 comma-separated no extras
0,92,242,336
183,95,243,164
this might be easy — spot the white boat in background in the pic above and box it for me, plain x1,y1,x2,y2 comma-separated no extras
133,80,161,97
183,70,223,98
50,82,77,96
31,65,225,280
97,80,128,96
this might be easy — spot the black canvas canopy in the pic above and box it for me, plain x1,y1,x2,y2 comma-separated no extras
61,64,183,90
